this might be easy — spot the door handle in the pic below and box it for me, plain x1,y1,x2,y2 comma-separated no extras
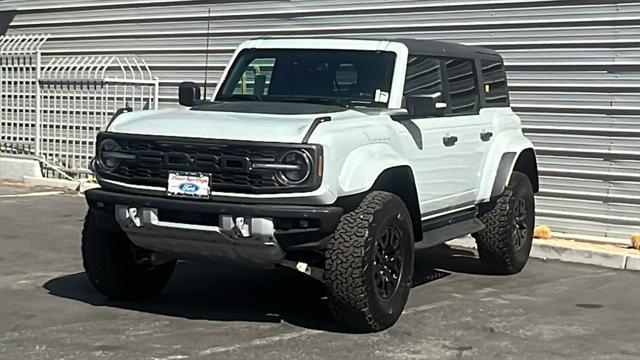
480,131,493,142
442,135,458,147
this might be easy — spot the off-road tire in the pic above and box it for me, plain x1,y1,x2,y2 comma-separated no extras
473,171,535,274
81,209,176,300
324,191,414,332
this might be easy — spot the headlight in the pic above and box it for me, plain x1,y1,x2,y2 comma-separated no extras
276,150,312,185
97,138,122,171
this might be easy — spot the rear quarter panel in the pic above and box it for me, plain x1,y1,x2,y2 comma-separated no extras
476,109,536,202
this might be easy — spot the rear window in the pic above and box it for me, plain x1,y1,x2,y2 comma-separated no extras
481,59,509,107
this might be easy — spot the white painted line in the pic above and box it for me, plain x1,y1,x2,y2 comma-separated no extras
0,271,69,290
198,329,323,356
403,300,450,315
0,191,64,198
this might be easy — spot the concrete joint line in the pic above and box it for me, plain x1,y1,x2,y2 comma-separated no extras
198,329,324,356
0,191,64,198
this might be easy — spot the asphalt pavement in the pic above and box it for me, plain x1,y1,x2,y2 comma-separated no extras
0,183,639,360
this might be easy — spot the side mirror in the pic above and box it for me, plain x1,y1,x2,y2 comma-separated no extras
405,93,447,118
178,81,202,107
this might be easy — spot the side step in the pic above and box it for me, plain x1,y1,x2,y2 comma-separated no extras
415,218,485,250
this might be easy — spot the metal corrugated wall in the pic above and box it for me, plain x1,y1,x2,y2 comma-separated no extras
1,0,639,241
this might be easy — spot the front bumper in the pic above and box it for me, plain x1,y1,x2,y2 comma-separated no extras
85,189,343,268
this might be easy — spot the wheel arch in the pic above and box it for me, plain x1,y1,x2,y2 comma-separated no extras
513,148,539,193
490,148,539,199
372,166,422,243
336,165,423,243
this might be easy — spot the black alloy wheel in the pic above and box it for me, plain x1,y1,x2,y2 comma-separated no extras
373,225,403,299
512,197,528,250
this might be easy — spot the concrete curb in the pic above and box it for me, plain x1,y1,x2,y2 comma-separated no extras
1,156,99,194
23,176,99,193
448,237,640,271
0,157,42,181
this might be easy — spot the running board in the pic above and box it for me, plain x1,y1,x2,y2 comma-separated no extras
416,218,485,250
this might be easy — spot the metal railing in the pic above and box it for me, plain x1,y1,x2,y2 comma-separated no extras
0,33,159,179
0,34,48,156
39,56,159,177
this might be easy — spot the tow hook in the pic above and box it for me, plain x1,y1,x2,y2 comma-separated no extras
125,207,142,227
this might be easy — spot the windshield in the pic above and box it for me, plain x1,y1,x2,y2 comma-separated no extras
216,49,396,108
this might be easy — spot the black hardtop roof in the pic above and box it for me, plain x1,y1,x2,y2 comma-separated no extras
392,38,503,61
251,37,503,62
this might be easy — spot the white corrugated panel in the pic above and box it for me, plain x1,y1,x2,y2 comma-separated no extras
1,0,638,241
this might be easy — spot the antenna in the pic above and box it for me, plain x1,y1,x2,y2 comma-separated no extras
203,8,212,101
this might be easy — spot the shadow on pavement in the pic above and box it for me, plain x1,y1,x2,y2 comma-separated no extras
43,244,484,332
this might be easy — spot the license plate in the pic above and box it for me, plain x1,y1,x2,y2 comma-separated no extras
167,172,211,199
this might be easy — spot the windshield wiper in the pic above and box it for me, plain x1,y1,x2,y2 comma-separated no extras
266,96,354,108
216,95,376,108
216,94,262,102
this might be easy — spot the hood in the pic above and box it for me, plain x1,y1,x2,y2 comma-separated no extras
107,104,355,143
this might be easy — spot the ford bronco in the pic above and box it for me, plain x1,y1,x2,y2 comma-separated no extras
83,38,538,332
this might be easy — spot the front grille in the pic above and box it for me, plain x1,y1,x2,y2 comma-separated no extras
95,132,322,194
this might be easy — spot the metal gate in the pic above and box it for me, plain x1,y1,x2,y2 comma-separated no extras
0,34,47,156
1,34,159,178
38,56,159,177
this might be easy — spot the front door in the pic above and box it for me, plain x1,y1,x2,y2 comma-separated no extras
403,56,486,214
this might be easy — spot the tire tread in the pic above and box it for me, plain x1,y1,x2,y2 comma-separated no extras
324,191,411,332
473,172,534,274
82,209,175,300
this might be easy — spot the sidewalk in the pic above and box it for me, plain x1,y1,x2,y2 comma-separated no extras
449,236,640,271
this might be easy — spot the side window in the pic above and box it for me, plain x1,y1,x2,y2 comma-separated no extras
481,59,509,107
444,58,479,115
403,56,443,98
233,57,275,96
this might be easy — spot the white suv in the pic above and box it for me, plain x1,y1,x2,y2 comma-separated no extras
83,38,539,332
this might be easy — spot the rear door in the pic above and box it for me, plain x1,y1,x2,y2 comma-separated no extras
441,57,490,204
475,58,510,192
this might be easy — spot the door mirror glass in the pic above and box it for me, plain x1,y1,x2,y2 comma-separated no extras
405,93,447,117
178,81,202,107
